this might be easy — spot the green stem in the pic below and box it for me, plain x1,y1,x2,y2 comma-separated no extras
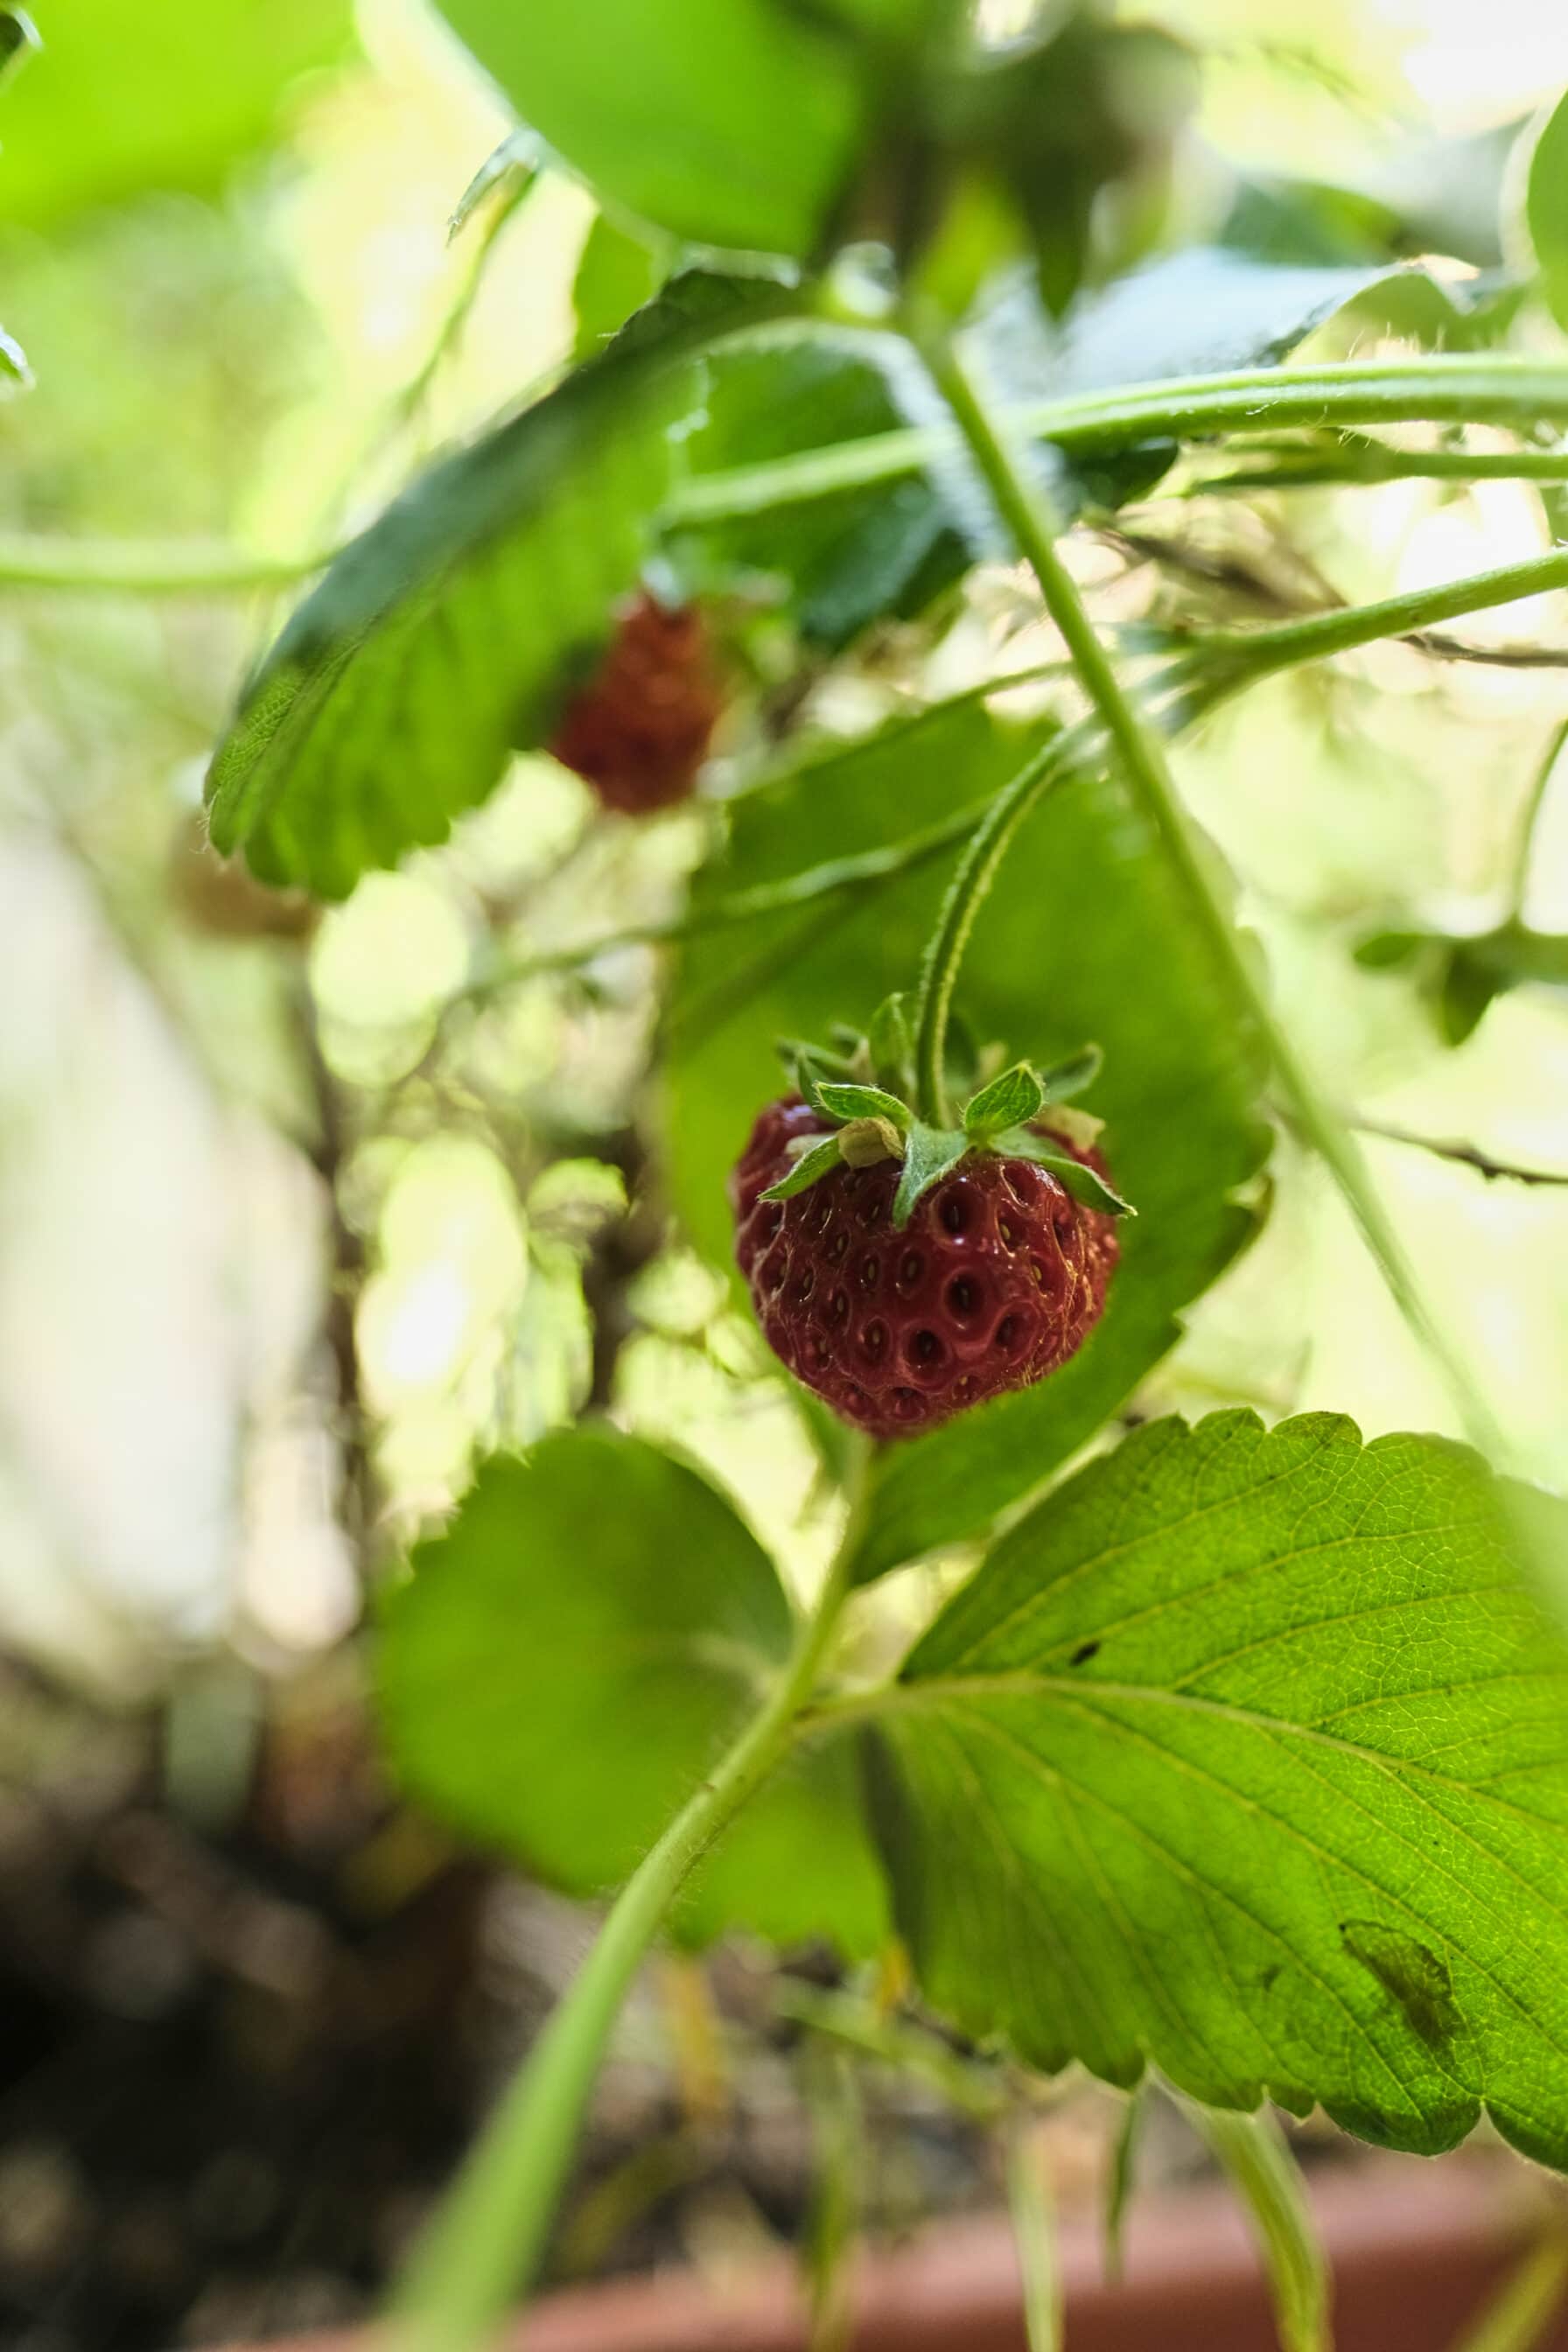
910,319,1508,1463
1006,2119,1063,2352
1509,715,1568,920
0,531,336,594
384,1447,872,2351
911,732,1076,1121
1167,546,1568,715
667,355,1568,526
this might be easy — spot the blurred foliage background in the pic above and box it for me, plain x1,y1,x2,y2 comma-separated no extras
4,0,1568,2344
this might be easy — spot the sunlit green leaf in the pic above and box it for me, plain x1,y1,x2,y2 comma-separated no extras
571,212,667,360
1527,89,1568,337
867,1410,1568,2165
0,0,354,224
433,0,864,256
996,1128,1132,1218
377,1428,887,1953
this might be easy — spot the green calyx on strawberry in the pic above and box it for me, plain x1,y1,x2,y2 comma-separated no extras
760,996,1135,1232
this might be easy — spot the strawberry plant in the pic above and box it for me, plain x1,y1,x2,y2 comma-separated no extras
178,4,1568,2345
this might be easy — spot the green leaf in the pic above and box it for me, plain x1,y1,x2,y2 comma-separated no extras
892,1123,970,1228
815,1081,913,1132
760,1133,844,1203
1527,89,1568,337
1038,1043,1102,1102
995,1129,1132,1218
571,212,667,361
433,0,863,257
964,1060,1046,1138
1180,2103,1328,2352
0,0,354,225
377,1428,887,1954
665,707,1266,1576
865,1410,1568,2166
206,276,770,897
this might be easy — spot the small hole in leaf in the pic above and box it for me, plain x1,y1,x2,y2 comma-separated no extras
1069,1640,1101,1667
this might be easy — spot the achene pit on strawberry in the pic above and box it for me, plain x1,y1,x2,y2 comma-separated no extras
729,1024,1131,1442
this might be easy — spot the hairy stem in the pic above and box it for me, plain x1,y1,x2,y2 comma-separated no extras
910,319,1508,1463
668,355,1568,526
912,732,1075,1121
384,1446,872,2351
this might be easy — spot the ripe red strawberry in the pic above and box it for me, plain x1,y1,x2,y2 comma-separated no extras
548,592,722,815
731,1094,1120,1440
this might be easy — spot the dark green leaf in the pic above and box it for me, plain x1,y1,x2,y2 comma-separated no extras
997,1129,1132,1218
760,1134,844,1202
433,0,863,256
0,8,38,83
0,0,354,224
377,1428,887,1953
665,706,1267,1578
1528,90,1568,336
815,1081,912,1131
206,276,775,897
892,1123,970,1228
867,1410,1568,2165
964,1061,1045,1138
670,336,963,649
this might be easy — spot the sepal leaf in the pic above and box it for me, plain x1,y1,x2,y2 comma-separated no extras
964,1060,1046,1138
892,1123,971,1228
998,1128,1134,1217
760,1133,845,1201
815,1081,914,1132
